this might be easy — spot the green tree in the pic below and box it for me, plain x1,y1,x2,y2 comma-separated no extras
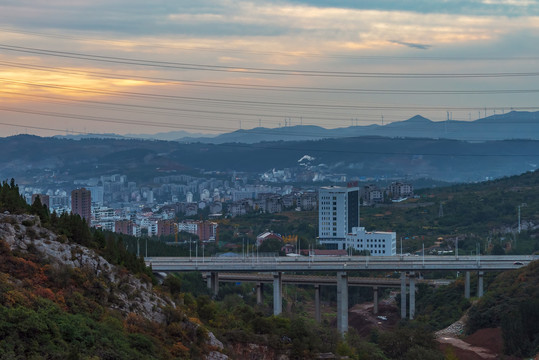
258,238,283,253
491,243,505,255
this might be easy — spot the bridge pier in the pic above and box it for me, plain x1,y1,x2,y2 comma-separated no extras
210,272,219,296
273,272,282,315
465,271,470,299
409,272,415,320
400,272,407,319
336,272,348,334
314,284,321,323
256,282,264,305
477,271,484,297
373,286,379,315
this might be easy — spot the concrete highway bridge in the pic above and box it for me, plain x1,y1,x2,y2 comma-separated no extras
146,255,537,334
209,272,452,287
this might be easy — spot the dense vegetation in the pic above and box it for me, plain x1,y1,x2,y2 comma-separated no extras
467,260,539,357
412,280,471,330
0,233,208,359
354,170,539,256
167,272,445,360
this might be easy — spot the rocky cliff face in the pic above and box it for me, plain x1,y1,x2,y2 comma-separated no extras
0,213,173,322
0,212,227,359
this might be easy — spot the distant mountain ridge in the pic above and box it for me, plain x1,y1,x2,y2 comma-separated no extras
51,111,539,143
54,130,215,141
191,111,539,144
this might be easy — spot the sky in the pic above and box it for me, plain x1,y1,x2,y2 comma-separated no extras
1,0,539,137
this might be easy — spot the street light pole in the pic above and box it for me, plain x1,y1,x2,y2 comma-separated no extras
422,243,425,267
518,205,521,234
476,242,480,265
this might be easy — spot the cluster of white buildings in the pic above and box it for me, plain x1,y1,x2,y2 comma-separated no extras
92,207,218,242
361,182,414,205
318,186,396,256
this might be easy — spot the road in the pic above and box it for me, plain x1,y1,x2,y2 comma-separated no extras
146,254,538,272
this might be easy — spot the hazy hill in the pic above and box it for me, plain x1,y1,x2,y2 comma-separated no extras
1,135,538,183
52,111,539,144
54,130,215,141
179,111,539,144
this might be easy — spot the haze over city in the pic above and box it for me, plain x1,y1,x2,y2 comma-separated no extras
1,0,539,137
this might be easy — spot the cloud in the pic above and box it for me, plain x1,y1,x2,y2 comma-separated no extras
0,65,159,103
1,1,538,49
482,0,537,6
389,40,432,50
1,0,539,136
283,0,539,16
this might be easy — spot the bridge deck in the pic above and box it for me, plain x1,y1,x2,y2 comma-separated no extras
146,255,537,272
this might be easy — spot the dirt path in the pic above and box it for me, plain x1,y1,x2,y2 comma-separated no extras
437,336,497,359
347,298,400,336
436,320,501,360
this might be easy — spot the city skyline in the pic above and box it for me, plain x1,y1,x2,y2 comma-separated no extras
1,0,539,137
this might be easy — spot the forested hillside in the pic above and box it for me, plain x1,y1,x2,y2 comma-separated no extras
1,134,537,183
467,261,539,357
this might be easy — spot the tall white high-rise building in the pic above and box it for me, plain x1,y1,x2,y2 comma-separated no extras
318,185,396,255
318,186,360,249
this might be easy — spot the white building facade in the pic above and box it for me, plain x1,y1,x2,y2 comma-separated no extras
318,185,396,256
345,227,396,256
178,220,199,235
318,186,360,250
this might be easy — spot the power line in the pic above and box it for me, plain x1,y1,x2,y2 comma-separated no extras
1,104,539,144
2,43,539,78
2,90,538,132
0,90,382,124
0,106,234,133
2,60,539,95
3,79,538,113
2,26,538,62
0,122,88,135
